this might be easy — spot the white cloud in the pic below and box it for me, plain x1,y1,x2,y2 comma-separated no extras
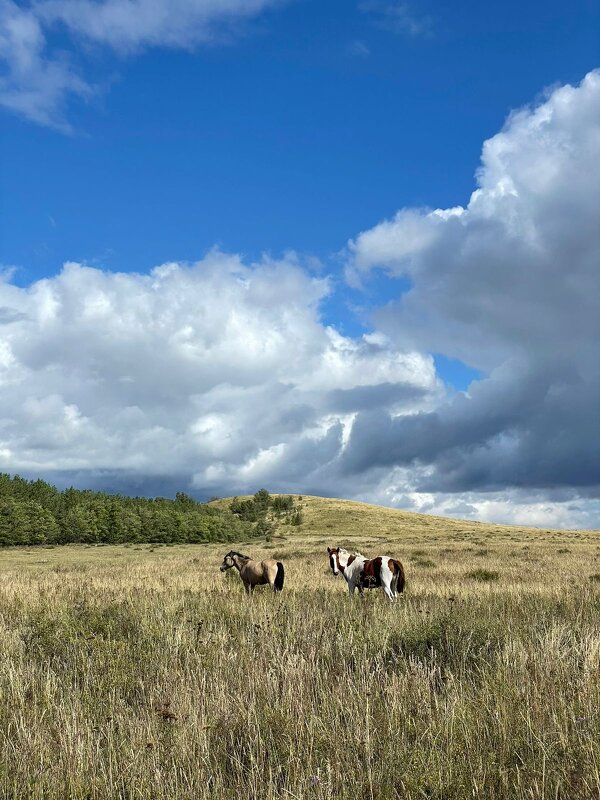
36,0,283,52
0,251,437,496
0,0,91,130
0,0,283,128
348,71,600,368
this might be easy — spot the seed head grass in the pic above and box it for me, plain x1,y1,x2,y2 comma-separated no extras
0,496,599,799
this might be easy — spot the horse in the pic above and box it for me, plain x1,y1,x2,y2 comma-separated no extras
327,546,405,600
220,550,284,594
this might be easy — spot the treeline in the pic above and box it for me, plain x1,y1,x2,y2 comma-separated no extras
0,473,254,547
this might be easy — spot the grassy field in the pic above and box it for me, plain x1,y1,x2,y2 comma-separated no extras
0,496,599,799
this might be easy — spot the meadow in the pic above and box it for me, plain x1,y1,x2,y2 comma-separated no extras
0,496,598,799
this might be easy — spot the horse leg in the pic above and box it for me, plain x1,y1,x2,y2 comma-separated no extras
244,581,254,595
381,568,395,601
379,561,395,601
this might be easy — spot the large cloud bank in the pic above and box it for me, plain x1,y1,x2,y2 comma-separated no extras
344,70,600,527
0,253,438,499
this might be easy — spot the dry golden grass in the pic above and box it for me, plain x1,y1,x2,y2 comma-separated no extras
0,497,599,799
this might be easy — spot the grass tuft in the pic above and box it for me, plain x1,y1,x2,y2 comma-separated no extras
465,568,500,582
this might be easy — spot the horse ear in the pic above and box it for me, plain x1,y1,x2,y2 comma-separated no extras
327,547,331,554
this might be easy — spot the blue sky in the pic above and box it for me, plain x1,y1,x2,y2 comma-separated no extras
3,2,596,275
0,1,599,526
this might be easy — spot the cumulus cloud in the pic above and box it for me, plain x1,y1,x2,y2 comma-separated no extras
0,0,282,128
0,251,438,497
343,70,600,525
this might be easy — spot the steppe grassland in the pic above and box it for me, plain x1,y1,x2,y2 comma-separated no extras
0,496,599,799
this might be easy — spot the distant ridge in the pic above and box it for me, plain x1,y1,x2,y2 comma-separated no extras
213,494,599,537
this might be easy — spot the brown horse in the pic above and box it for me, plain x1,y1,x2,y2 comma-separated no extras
220,550,285,594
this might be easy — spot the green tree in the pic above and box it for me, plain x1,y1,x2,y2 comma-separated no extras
253,489,271,513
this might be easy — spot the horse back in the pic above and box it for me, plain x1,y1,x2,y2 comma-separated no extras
241,559,270,584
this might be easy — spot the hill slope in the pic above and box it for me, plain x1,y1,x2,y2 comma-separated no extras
213,493,599,542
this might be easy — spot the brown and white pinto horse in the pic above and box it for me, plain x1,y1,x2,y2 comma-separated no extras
220,551,284,594
327,546,405,600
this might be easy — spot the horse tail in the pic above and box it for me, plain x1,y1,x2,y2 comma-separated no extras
274,562,285,592
393,560,406,593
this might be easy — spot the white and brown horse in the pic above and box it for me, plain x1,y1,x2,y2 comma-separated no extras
220,550,284,594
327,546,405,600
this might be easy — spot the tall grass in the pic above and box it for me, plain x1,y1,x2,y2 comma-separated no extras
0,518,599,799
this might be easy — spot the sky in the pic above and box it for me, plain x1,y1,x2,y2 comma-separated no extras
0,0,599,528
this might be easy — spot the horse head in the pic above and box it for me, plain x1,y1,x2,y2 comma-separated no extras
220,551,237,572
327,546,351,575
220,550,251,572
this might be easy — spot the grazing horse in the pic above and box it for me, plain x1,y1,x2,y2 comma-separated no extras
327,546,405,600
220,550,284,594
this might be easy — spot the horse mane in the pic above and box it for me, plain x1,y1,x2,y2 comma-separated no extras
336,547,367,561
229,550,251,560
340,547,366,559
